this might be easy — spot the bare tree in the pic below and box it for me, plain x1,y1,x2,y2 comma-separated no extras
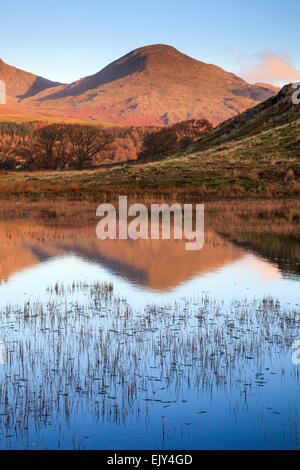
34,124,72,170
0,144,16,170
66,124,112,169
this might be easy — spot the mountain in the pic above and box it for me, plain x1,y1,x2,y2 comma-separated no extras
0,58,62,102
1,45,278,126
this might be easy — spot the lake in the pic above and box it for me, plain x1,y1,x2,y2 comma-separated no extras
0,200,299,450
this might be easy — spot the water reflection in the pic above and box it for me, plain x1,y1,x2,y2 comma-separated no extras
0,201,299,449
0,220,299,291
0,212,299,310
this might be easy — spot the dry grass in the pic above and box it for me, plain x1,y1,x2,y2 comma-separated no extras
0,199,299,240
0,117,299,201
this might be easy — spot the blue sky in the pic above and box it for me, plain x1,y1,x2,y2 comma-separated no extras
1,0,299,85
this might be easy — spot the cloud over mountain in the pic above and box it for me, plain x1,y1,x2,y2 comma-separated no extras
237,50,300,87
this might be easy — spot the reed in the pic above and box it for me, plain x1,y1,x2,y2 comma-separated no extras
0,281,299,449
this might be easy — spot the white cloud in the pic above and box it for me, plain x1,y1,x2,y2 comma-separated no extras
237,50,300,86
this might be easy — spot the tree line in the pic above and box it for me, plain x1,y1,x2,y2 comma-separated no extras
138,119,213,161
0,118,213,171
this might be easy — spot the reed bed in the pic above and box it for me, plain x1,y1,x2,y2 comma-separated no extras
0,281,299,449
0,199,299,234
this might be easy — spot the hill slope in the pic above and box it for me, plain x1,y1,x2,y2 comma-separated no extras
0,58,62,102
196,83,300,149
2,45,277,126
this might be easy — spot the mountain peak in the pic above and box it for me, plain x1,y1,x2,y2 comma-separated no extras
0,46,279,126
121,43,201,69
129,43,179,55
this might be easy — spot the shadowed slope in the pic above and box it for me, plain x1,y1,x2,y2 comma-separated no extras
0,58,62,104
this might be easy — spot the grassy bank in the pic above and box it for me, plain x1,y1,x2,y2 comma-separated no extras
0,117,299,201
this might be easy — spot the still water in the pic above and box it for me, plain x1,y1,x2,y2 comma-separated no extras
0,200,299,449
